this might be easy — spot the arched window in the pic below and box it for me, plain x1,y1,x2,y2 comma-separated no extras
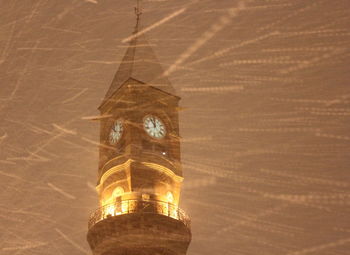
166,191,174,203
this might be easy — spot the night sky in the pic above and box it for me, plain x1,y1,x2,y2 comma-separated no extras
1,0,350,254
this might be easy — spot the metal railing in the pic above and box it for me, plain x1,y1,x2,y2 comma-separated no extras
88,199,190,229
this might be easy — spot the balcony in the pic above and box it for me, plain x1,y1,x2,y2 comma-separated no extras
88,199,190,229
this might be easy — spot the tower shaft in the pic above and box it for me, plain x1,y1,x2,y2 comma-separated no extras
87,5,191,255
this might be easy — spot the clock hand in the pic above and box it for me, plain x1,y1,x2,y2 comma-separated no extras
151,118,156,128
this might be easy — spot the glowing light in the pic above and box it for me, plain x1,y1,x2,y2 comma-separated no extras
122,201,129,213
112,186,124,197
142,194,150,200
169,207,178,219
166,191,174,203
104,204,115,217
94,199,186,226
160,201,179,220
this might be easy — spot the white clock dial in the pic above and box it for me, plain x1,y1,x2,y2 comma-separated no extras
143,116,166,139
109,119,123,144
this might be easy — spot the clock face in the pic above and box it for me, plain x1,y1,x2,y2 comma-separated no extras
143,115,166,139
109,119,123,144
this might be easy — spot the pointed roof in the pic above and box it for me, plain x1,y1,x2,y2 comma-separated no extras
100,16,176,109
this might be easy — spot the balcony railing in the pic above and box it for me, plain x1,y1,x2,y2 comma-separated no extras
88,199,190,229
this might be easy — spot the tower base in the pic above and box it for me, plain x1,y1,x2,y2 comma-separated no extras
87,213,191,255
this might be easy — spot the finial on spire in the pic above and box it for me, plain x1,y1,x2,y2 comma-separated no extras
134,0,142,23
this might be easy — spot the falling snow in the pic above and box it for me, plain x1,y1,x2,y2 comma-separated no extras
0,0,350,254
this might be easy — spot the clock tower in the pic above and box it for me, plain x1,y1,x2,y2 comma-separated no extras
87,4,191,255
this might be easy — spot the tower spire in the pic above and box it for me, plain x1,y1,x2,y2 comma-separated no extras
98,0,177,109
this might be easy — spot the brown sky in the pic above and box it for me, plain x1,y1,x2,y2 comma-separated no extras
0,0,350,254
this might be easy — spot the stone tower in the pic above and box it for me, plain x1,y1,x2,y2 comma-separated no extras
87,5,191,255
